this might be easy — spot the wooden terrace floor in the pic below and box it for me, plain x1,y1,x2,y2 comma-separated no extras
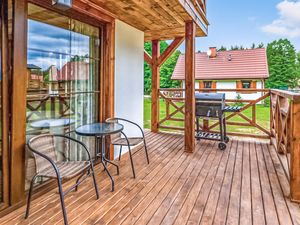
1,131,300,225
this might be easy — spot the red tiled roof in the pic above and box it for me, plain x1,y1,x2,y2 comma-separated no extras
171,48,269,80
49,61,89,81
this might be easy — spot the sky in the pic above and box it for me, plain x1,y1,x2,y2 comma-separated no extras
28,20,92,70
179,0,300,52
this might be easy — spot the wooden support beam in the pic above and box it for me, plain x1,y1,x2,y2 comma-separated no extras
184,21,196,153
10,0,28,204
103,21,115,121
101,21,115,159
290,101,300,202
144,50,152,65
151,40,160,133
158,37,184,66
1,0,10,208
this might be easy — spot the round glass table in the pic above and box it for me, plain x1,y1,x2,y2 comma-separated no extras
75,122,124,191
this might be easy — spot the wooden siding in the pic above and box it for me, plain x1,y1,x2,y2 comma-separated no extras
0,132,299,224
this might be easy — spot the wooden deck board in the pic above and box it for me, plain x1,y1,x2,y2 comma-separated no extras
0,132,299,225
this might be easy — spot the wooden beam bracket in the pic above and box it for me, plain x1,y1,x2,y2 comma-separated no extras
144,51,152,65
158,36,184,66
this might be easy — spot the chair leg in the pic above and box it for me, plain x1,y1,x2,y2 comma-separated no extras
118,145,123,161
74,173,85,192
57,178,68,225
25,174,38,219
128,146,136,178
90,164,99,199
143,139,150,164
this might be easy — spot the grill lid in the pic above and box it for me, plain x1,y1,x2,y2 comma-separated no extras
195,93,225,101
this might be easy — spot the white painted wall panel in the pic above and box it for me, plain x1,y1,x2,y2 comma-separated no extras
114,20,144,158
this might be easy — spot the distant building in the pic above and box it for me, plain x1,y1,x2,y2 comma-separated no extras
48,61,90,92
171,47,269,100
27,64,42,89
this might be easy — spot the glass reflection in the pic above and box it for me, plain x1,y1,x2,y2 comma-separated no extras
25,4,100,190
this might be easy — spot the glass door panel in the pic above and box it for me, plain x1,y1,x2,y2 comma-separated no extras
26,4,101,190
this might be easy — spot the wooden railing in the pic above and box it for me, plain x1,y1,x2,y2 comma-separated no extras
157,87,300,201
158,88,271,139
26,89,99,122
270,89,300,202
26,90,73,121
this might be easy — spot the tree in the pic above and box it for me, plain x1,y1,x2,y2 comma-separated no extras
144,41,181,94
218,46,227,51
266,39,298,89
296,52,300,84
257,42,264,48
230,45,240,50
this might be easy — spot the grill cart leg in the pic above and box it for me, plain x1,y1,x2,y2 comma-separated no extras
223,116,229,143
218,116,226,150
219,117,224,142
196,117,200,140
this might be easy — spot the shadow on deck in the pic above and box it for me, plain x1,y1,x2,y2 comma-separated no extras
0,131,299,225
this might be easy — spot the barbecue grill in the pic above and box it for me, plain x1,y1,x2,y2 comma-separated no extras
195,93,231,150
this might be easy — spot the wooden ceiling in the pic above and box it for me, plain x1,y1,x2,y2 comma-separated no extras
75,0,209,41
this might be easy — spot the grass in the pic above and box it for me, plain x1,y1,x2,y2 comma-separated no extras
144,97,270,135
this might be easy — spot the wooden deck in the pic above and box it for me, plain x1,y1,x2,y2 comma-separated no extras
0,131,300,225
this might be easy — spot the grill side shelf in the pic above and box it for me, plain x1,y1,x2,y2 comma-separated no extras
223,106,242,112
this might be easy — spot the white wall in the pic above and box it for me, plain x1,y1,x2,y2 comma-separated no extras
114,20,144,158
216,80,263,101
182,80,264,101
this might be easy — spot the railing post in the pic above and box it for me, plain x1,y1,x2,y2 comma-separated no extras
184,21,196,153
290,99,300,202
151,40,160,133
203,119,209,131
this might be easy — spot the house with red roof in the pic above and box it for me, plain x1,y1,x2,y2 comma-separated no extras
171,47,269,100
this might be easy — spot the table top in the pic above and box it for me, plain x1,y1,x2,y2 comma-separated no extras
30,118,75,129
75,122,124,136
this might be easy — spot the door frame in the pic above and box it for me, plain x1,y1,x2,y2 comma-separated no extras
4,0,116,210
0,0,10,210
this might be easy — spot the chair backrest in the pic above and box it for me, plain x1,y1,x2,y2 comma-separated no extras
105,118,121,141
28,134,58,173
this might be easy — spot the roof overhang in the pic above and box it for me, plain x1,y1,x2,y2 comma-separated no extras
74,0,209,41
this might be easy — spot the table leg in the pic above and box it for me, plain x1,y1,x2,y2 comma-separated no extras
100,136,119,192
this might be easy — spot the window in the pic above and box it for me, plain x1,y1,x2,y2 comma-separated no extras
242,81,251,89
25,4,101,190
199,81,216,89
204,81,212,89
237,80,257,89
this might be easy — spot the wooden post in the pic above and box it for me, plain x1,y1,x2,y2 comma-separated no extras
203,119,209,131
184,21,196,153
290,100,300,202
1,0,10,207
151,40,160,133
10,0,27,204
101,21,115,159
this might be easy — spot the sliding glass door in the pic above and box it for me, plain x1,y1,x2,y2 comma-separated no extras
25,4,101,189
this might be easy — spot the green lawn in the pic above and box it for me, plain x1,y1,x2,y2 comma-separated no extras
144,97,270,135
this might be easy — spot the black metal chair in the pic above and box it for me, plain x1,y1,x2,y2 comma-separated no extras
25,134,99,225
106,118,149,178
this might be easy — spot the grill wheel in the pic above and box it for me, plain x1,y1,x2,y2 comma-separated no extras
224,136,229,143
218,142,226,150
